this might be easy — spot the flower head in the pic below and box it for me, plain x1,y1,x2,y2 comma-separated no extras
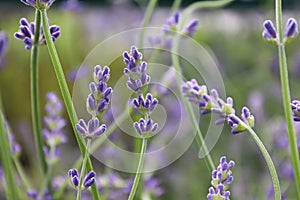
134,118,158,138
183,19,199,37
76,118,106,139
227,106,254,134
262,20,278,45
207,156,235,200
14,17,60,50
27,189,52,200
123,46,150,94
163,11,180,34
132,93,158,115
285,18,298,39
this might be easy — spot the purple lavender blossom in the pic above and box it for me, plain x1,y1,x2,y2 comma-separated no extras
68,169,96,189
182,79,235,124
123,46,150,94
182,79,255,134
0,32,9,68
291,100,300,121
27,189,52,200
207,156,235,200
183,19,199,37
163,12,180,34
4,121,21,156
132,93,158,115
20,0,55,9
285,18,298,38
43,92,66,146
143,176,164,197
14,18,60,50
133,118,158,138
262,20,277,40
76,118,106,139
61,0,84,13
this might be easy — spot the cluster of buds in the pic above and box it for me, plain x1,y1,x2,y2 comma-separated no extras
123,46,159,138
262,18,298,45
207,156,235,200
182,79,255,134
68,169,96,190
123,46,150,94
14,17,60,50
163,11,199,37
76,65,112,139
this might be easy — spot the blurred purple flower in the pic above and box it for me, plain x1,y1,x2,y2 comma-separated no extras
163,11,180,34
14,18,60,50
291,100,300,122
61,0,84,13
0,32,9,68
183,19,199,37
27,189,52,200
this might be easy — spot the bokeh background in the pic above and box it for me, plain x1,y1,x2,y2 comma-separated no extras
1,0,300,199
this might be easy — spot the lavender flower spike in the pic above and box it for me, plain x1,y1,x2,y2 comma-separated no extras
134,118,158,138
123,46,150,94
14,17,60,50
132,93,158,115
207,156,235,200
163,11,180,34
20,0,55,9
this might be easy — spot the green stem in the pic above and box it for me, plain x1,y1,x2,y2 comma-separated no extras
31,9,48,176
240,121,281,200
170,0,182,14
13,156,32,190
171,28,215,173
77,139,91,200
128,138,148,200
0,93,19,200
138,0,158,48
275,0,300,198
40,9,101,200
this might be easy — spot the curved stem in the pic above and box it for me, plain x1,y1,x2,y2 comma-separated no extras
170,0,182,14
171,27,215,173
31,9,48,176
13,156,32,190
239,121,281,200
40,9,101,200
275,0,300,198
138,0,158,48
77,139,91,200
0,93,19,200
128,138,148,200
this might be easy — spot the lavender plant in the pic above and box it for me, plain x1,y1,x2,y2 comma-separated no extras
123,46,159,200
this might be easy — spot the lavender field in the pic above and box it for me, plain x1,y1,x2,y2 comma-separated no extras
0,0,300,199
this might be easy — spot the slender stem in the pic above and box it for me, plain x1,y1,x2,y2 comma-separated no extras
31,9,48,176
0,93,19,200
13,156,32,190
128,138,148,200
76,139,91,200
40,9,101,200
275,0,300,198
171,29,215,173
138,0,158,48
239,121,281,199
170,0,182,14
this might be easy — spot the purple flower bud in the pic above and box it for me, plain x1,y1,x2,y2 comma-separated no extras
285,18,298,38
263,20,277,39
83,171,96,188
20,0,56,9
183,19,199,37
